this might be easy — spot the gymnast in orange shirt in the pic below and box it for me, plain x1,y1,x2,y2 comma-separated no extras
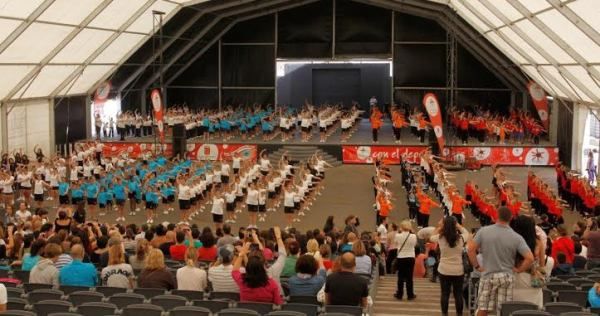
370,106,383,143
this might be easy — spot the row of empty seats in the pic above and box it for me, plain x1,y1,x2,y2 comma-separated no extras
500,300,600,316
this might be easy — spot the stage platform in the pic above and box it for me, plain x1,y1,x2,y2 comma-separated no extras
82,119,559,166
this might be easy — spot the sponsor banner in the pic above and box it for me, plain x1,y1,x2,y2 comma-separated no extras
342,145,559,166
150,89,165,143
342,146,426,164
101,142,172,158
422,93,445,154
186,143,257,161
93,81,111,115
527,81,549,130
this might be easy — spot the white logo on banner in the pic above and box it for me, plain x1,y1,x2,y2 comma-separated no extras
357,146,371,161
538,109,548,121
529,83,545,101
425,97,439,116
512,147,523,157
434,125,443,137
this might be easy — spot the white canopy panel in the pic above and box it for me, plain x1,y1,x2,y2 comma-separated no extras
0,0,187,101
0,0,599,107
438,0,600,105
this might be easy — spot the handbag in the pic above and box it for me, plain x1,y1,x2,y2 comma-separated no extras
394,233,412,270
530,258,547,288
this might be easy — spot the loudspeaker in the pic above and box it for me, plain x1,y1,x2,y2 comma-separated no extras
172,124,186,158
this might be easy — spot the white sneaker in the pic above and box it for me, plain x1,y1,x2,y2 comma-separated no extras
135,207,140,212
99,212,106,216
298,211,305,216
259,217,265,222
163,210,169,214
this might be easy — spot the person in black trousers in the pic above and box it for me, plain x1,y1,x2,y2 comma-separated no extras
394,220,417,300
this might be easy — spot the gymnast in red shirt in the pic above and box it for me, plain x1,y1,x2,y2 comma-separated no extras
551,225,575,264
231,234,284,305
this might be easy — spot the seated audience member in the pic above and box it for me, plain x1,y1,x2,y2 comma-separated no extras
352,241,372,275
100,237,121,268
177,247,207,291
288,254,327,296
216,224,237,248
339,232,357,253
169,231,187,261
101,244,134,288
231,242,283,304
306,239,321,259
325,252,369,307
320,244,333,270
90,236,108,265
551,225,575,263
22,239,46,271
208,245,238,293
138,248,177,290
128,239,149,270
573,241,588,270
198,229,218,261
552,252,575,276
589,283,600,308
30,243,62,286
184,227,203,248
59,244,98,287
281,240,300,278
151,224,170,249
0,283,6,311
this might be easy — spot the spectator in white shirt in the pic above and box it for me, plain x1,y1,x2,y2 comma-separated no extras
177,247,208,291
208,246,239,293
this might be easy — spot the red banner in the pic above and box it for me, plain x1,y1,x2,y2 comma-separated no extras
422,93,445,154
527,81,549,130
342,145,559,166
93,81,111,116
101,142,172,158
150,89,165,143
87,141,257,162
186,143,257,161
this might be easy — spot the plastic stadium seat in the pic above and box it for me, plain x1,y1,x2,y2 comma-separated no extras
236,302,274,315
543,288,554,305
320,313,353,316
546,282,577,292
554,275,576,281
192,299,231,313
500,301,539,316
67,290,104,306
169,306,212,316
132,287,166,299
2,311,36,316
7,287,24,298
289,296,320,305
121,303,164,316
107,292,145,309
33,300,73,316
324,305,363,316
7,297,27,310
211,291,241,301
282,303,319,316
59,285,90,295
1,280,19,287
586,274,600,282
591,307,600,314
558,312,597,316
556,290,588,306
544,302,582,315
76,302,118,316
93,286,127,297
150,294,188,311
12,270,30,283
218,308,261,316
47,313,83,316
171,289,205,301
574,270,596,277
22,282,53,293
580,283,595,291
566,278,592,288
510,311,551,316
28,289,64,303
267,311,307,316
0,269,9,278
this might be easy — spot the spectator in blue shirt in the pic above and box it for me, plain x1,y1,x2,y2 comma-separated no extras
288,254,327,296
22,239,46,271
589,283,600,308
59,244,98,287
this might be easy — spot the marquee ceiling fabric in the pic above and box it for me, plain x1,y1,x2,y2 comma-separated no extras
0,0,599,106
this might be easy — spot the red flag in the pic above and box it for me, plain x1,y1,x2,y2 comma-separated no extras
150,89,165,143
422,93,445,154
527,81,549,130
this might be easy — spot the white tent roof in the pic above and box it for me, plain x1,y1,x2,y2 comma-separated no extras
0,0,599,106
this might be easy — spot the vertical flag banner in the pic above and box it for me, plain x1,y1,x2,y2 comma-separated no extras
93,81,111,115
527,81,549,130
150,89,165,143
422,93,445,154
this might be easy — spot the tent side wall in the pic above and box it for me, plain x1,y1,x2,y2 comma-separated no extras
5,99,54,156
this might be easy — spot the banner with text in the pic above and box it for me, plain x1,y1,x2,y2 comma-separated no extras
186,143,257,161
422,93,445,154
342,145,559,166
101,142,172,158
